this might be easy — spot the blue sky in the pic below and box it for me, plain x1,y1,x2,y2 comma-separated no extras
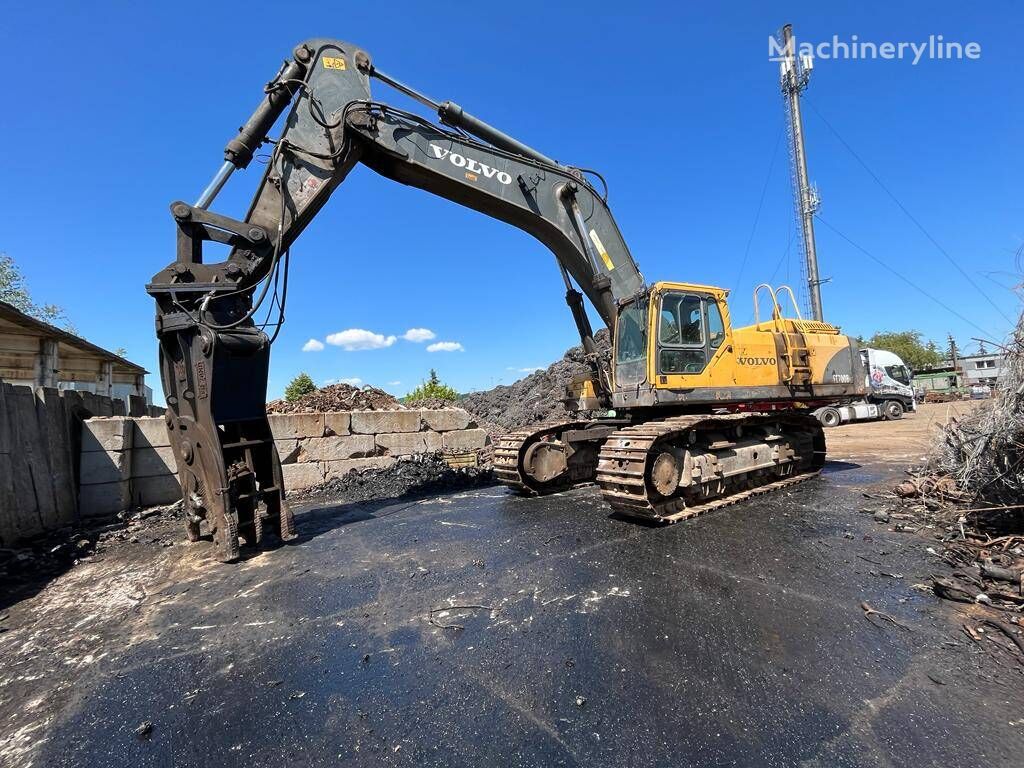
2,2,1021,403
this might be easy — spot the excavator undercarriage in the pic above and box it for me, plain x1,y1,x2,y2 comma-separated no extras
493,412,825,522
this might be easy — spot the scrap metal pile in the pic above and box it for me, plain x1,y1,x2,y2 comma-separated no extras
890,313,1024,661
267,383,404,414
924,316,1024,507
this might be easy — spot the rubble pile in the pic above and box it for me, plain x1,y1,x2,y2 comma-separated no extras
877,480,1024,661
881,312,1024,661
404,396,457,410
301,453,494,504
459,329,611,435
922,315,1024,508
0,532,98,583
0,502,184,584
268,383,404,414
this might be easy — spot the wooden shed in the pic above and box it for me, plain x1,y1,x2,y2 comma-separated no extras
0,299,150,408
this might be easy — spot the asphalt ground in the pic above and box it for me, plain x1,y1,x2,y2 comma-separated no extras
3,449,1022,767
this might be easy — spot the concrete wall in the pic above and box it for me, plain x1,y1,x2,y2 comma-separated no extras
78,409,489,518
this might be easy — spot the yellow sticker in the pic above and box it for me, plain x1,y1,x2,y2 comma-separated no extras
323,56,347,70
465,171,478,182
589,229,615,271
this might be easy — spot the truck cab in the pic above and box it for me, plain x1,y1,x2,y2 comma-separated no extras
860,347,916,419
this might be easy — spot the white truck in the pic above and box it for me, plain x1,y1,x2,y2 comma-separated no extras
813,348,916,427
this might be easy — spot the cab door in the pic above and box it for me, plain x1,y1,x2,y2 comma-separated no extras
651,290,730,387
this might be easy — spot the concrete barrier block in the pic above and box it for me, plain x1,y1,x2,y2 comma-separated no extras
269,413,325,439
299,434,376,462
282,462,324,491
421,408,473,432
79,480,130,519
82,417,133,453
376,431,442,456
80,449,132,484
351,410,422,434
133,474,181,507
132,446,177,478
133,417,171,449
324,456,396,479
324,413,351,436
275,438,300,465
443,428,489,452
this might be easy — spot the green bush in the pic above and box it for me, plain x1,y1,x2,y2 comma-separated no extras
405,369,458,402
284,372,317,402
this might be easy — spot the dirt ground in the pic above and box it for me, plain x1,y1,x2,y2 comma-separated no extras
4,398,1021,768
824,401,982,466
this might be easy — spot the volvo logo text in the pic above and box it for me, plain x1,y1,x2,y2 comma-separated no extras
429,144,513,185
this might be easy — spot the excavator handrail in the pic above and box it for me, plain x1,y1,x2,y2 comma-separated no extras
752,283,783,329
775,285,805,322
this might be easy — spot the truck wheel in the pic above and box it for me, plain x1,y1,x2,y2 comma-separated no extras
882,400,904,420
818,407,841,428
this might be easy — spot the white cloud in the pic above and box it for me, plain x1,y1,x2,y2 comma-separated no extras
325,328,397,351
508,366,543,373
387,380,402,386
402,328,436,343
338,377,363,386
427,341,464,353
302,338,324,352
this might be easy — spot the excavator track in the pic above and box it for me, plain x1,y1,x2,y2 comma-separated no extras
494,420,598,495
596,412,825,522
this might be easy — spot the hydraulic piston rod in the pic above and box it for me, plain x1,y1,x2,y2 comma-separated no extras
372,67,560,167
195,53,309,209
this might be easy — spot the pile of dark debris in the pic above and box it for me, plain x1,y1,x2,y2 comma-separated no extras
299,453,494,505
878,315,1024,661
458,328,610,436
1,502,184,587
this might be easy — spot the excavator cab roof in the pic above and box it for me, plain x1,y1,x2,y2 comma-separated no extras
638,281,730,301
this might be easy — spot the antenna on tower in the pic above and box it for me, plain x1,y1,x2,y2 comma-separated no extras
778,23,825,321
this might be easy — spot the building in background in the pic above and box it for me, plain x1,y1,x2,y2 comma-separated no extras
912,349,1007,399
0,300,152,412
958,352,1004,388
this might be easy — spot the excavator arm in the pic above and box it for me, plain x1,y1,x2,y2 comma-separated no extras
147,38,644,560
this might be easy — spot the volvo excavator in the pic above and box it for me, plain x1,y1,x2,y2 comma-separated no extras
148,38,867,561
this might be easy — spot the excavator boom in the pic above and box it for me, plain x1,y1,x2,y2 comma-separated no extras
148,38,644,560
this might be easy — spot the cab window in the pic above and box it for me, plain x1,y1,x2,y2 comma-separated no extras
707,301,725,349
885,365,910,385
659,293,703,346
615,297,648,386
657,292,724,375
616,300,646,364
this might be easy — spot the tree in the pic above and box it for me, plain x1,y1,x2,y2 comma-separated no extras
284,372,317,402
0,253,74,331
406,368,458,402
865,330,943,371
